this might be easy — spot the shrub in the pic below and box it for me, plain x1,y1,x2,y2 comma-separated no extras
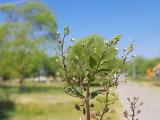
56,26,133,120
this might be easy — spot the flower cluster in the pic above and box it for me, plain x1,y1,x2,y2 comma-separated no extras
124,97,143,120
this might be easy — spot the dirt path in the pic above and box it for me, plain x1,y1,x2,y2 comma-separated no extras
117,81,160,120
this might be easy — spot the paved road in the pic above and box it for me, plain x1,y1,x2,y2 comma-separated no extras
117,81,160,120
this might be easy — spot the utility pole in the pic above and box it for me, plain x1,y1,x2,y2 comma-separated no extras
130,39,136,79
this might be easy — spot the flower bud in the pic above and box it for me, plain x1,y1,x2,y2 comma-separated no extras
139,102,143,106
104,40,109,45
64,26,70,36
132,55,136,58
70,38,75,42
115,47,118,51
56,31,60,35
123,111,128,118
137,110,141,114
123,48,126,51
82,43,86,47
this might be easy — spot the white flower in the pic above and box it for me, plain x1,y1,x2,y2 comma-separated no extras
114,73,117,78
104,40,109,45
70,38,75,42
123,48,126,51
106,40,109,43
132,55,136,58
115,47,118,51
56,31,60,35
82,43,86,47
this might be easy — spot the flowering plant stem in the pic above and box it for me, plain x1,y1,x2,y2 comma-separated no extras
57,26,133,120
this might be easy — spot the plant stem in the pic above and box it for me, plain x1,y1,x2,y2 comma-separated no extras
85,84,90,120
100,88,109,120
131,103,136,120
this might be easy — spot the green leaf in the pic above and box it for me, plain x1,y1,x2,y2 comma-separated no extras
128,44,133,52
91,91,98,99
64,26,70,36
110,35,121,45
90,90,103,99
87,73,95,82
100,58,115,65
64,86,84,98
89,55,96,69
105,108,109,113
74,104,81,111
96,68,111,73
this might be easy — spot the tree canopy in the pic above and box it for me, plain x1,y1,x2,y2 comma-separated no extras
0,1,57,81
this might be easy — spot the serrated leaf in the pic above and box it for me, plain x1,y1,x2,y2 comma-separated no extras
110,35,121,45
90,90,103,99
91,91,98,99
100,58,115,65
96,68,111,73
74,104,81,111
89,55,96,69
87,73,95,82
128,44,133,52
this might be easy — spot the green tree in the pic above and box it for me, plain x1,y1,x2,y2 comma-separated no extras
131,56,160,78
0,1,57,84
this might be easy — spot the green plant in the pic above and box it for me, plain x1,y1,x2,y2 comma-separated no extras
57,26,133,120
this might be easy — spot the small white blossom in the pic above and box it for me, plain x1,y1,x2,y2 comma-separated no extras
132,55,136,58
114,73,117,78
82,43,86,47
115,47,118,51
56,31,60,35
104,40,109,45
70,38,75,42
123,48,127,51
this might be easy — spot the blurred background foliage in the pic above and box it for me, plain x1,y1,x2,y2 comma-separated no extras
0,0,58,82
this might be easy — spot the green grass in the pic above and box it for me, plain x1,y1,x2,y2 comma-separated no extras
0,82,120,120
130,76,160,87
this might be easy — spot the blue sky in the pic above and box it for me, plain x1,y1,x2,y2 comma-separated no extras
0,0,160,58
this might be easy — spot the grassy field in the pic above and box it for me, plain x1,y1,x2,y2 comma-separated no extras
0,81,121,120
131,77,160,87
